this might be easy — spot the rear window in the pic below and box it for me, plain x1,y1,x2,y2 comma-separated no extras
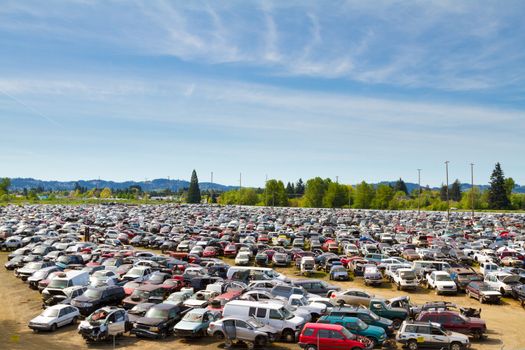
303,328,315,337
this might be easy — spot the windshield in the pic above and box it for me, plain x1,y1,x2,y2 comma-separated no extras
145,308,168,319
26,262,40,270
356,319,368,330
168,293,185,302
42,308,59,317
435,275,452,281
340,327,354,339
84,289,102,299
281,307,294,320
400,271,416,279
127,268,143,276
131,290,150,299
369,311,380,321
182,312,203,322
33,269,49,279
48,279,68,289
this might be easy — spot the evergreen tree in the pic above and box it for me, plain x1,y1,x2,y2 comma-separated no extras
285,182,295,196
394,178,408,195
450,180,462,202
440,184,448,201
186,170,201,204
295,178,304,195
488,163,511,209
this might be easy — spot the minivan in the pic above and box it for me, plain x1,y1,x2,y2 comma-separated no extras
42,270,90,299
222,299,306,342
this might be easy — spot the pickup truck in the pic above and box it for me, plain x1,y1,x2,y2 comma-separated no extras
368,298,409,329
392,268,418,290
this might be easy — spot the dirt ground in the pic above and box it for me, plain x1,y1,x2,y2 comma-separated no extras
1,252,524,350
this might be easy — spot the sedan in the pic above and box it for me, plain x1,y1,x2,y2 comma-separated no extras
28,305,80,332
330,289,375,306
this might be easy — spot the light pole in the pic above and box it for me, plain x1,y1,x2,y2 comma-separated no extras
470,163,475,219
265,174,268,207
417,169,422,215
445,161,450,221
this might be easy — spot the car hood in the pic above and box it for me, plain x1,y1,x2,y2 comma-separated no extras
73,295,95,303
468,317,486,326
448,331,470,342
174,320,200,331
502,275,520,283
136,317,164,326
480,290,501,296
31,315,54,325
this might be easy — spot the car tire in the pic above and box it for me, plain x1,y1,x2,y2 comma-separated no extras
305,345,317,350
214,331,225,340
408,339,418,350
283,329,295,343
255,335,268,347
392,318,402,330
450,341,462,350
50,323,57,332
396,283,401,291
367,337,378,347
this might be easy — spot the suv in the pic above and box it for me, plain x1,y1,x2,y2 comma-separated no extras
426,271,457,295
131,303,182,338
71,286,126,316
416,310,486,340
396,321,470,350
208,316,279,347
298,322,367,350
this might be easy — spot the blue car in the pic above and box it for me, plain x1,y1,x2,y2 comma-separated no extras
318,315,387,346
173,308,220,338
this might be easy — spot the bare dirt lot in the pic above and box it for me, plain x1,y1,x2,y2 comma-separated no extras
1,252,523,350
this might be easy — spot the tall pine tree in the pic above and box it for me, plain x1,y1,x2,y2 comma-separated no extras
295,178,305,195
450,180,462,202
394,178,408,195
186,170,201,204
488,163,511,209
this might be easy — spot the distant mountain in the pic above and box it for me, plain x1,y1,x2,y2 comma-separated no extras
8,178,236,192
7,178,525,194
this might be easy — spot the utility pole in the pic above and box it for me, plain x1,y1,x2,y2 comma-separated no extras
417,169,421,215
265,174,268,207
445,161,450,221
336,176,339,184
470,163,475,219
210,172,214,204
239,173,242,189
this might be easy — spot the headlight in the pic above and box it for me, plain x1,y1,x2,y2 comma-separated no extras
150,326,159,332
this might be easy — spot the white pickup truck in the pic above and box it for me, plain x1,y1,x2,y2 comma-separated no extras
392,268,418,291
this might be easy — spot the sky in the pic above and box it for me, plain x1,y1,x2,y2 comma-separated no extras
1,0,524,187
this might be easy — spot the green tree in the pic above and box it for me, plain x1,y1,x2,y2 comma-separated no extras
353,181,375,209
0,178,10,195
488,163,511,209
238,188,259,205
460,187,483,210
304,177,329,207
440,184,448,201
265,179,288,206
285,182,295,196
394,178,408,195
99,187,112,199
186,170,201,204
372,184,394,209
295,178,305,195
323,182,349,208
504,178,516,197
450,180,462,202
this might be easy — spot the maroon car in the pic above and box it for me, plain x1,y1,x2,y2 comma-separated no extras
417,310,487,340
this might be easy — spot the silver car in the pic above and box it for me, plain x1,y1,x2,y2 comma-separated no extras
207,316,280,347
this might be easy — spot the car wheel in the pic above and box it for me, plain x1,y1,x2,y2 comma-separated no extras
305,345,317,350
450,341,462,350
408,339,418,350
50,323,57,332
500,288,505,295
283,329,295,343
367,337,378,347
396,283,401,291
214,331,225,340
472,330,483,341
255,335,268,347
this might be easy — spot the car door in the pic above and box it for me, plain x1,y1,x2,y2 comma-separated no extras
429,326,449,348
235,320,253,340
329,330,348,350
415,326,434,348
107,311,126,335
268,308,284,330
57,308,68,327
448,314,466,333
317,328,335,350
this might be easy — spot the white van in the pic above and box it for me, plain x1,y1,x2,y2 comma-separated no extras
42,270,89,296
223,299,305,342
226,266,289,283
480,261,499,276
412,260,451,276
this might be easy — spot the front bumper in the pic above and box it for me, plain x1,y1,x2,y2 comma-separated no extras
28,323,52,331
131,326,162,338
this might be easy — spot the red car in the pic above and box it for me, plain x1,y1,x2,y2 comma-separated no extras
417,310,487,339
203,246,219,258
223,244,237,257
299,323,366,350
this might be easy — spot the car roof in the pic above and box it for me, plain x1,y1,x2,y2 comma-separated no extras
137,284,164,291
151,303,179,310
304,322,344,330
47,304,73,310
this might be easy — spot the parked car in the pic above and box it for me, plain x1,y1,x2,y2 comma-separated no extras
484,272,521,296
363,265,383,286
207,316,279,347
329,289,375,307
131,303,183,338
426,271,457,295
318,315,387,347
396,320,470,350
298,322,367,350
122,284,166,309
28,304,80,332
292,279,340,297
173,308,220,337
78,306,130,342
329,265,350,281
417,310,487,340
329,306,394,334
71,285,126,316
511,284,525,306
465,281,502,304
128,302,155,323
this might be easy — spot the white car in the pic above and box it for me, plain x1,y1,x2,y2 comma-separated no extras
392,268,418,291
28,304,80,331
426,271,457,295
122,266,152,282
484,272,521,295
235,252,252,266
89,270,118,287
474,249,497,263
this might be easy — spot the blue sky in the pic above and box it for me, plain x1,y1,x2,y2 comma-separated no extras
1,0,524,187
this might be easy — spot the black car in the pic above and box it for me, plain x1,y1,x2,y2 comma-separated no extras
128,302,156,323
131,303,183,338
291,279,340,296
71,286,126,315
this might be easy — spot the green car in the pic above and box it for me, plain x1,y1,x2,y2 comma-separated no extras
318,315,387,346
